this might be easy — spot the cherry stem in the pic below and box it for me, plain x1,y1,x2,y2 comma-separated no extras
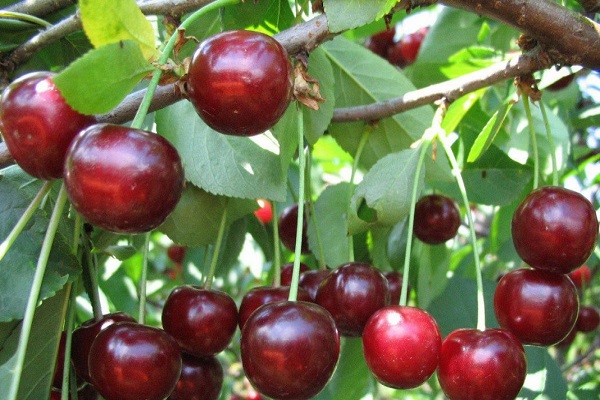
137,232,151,324
0,180,53,263
306,147,327,269
539,99,559,186
204,202,228,290
272,201,282,287
60,282,77,400
438,132,486,332
347,127,371,262
522,95,540,189
288,105,306,302
8,183,68,400
0,10,52,28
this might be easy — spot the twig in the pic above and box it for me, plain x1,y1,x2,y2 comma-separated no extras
3,0,76,17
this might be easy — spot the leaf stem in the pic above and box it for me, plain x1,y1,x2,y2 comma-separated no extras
60,282,77,400
0,11,52,28
272,201,282,287
539,100,559,186
203,202,228,290
8,183,68,400
137,232,151,324
306,147,327,269
522,95,540,189
0,180,53,263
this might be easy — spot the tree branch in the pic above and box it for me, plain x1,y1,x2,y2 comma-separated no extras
4,0,76,17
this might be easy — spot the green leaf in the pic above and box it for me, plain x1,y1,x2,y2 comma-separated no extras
519,346,567,399
439,46,499,78
155,101,287,201
222,0,294,34
442,89,486,135
412,241,451,309
348,148,424,234
0,167,80,322
53,41,153,114
158,184,256,247
79,0,156,59
322,0,396,33
95,245,138,261
467,100,514,162
0,288,67,400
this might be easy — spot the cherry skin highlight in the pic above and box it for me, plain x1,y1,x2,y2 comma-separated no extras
238,285,311,330
413,194,461,245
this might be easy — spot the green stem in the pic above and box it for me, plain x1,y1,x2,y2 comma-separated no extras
347,127,371,262
306,147,327,269
522,95,540,189
438,135,486,331
0,11,52,27
137,232,151,324
204,203,228,290
0,180,54,263
130,0,241,129
288,106,306,302
272,201,282,287
8,184,68,400
539,100,559,186
60,282,77,400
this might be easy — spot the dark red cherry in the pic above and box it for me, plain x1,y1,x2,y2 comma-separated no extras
168,354,223,400
238,285,311,330
568,265,592,288
162,286,238,357
240,301,340,400
187,30,293,136
71,312,136,383
365,28,396,58
280,262,310,286
278,203,310,254
386,41,407,68
384,271,407,305
437,328,527,400
0,72,95,180
88,322,182,400
52,332,67,389
299,269,331,301
64,123,185,233
167,245,187,264
512,186,598,274
555,327,577,348
362,306,441,389
316,262,390,337
398,27,428,64
413,194,461,244
546,74,575,91
494,268,579,346
576,306,600,333
254,199,273,224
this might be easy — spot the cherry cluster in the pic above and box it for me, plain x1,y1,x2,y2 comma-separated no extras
365,26,429,67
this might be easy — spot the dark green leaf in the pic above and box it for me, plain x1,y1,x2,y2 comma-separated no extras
222,0,294,34
412,241,451,309
518,346,567,399
322,0,396,33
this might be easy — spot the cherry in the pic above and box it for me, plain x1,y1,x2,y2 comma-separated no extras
240,301,340,400
494,268,579,346
88,322,182,400
316,262,390,337
413,194,461,245
238,285,311,330
365,28,396,58
362,306,441,389
278,203,310,254
280,262,310,286
254,199,273,224
555,327,577,348
398,27,428,65
162,286,238,357
167,245,187,264
511,186,598,274
64,123,185,234
50,384,98,400
437,328,527,400
546,74,575,91
576,306,600,333
168,353,223,400
568,265,592,288
71,312,136,383
386,41,407,68
299,269,331,301
0,72,95,180
187,30,293,136
384,271,406,305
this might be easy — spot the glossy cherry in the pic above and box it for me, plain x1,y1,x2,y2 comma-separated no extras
278,203,310,254
162,286,238,357
365,28,396,58
568,265,592,288
494,268,579,346
254,199,273,224
238,285,311,330
398,27,428,65
384,271,406,305
437,328,527,400
555,327,577,348
362,306,441,389
167,245,187,264
64,123,185,233
88,322,182,400
280,262,310,286
316,262,390,337
512,186,598,274
187,30,293,136
0,72,95,180
413,194,461,245
299,269,331,301
71,312,136,383
240,301,340,400
576,306,600,333
168,353,223,400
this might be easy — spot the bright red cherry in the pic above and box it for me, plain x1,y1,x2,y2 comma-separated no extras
88,322,182,400
187,30,293,136
568,265,592,288
280,262,310,286
365,28,396,58
240,301,340,400
168,354,223,400
71,312,136,383
0,72,95,180
494,268,579,346
437,328,527,400
362,306,441,389
576,306,600,333
413,194,461,245
316,262,390,337
167,245,187,264
512,186,598,274
278,203,310,254
299,269,331,301
64,123,185,233
398,27,428,65
254,199,273,224
384,271,407,305
162,286,238,357
238,285,312,330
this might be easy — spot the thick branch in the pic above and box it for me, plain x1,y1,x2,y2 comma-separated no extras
4,0,76,17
